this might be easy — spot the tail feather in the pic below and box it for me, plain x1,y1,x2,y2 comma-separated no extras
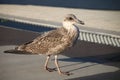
4,49,34,55
4,40,35,55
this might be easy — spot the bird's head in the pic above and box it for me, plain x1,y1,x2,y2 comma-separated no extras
63,14,85,26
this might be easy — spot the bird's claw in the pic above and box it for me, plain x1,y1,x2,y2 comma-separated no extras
59,71,73,76
45,67,57,72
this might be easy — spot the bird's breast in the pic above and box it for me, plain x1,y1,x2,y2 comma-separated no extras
66,25,79,46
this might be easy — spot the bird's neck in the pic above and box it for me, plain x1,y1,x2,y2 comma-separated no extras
63,21,79,35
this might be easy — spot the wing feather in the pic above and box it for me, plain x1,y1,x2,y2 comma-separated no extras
19,28,71,54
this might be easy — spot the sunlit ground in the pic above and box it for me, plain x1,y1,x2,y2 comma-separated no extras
0,4,120,32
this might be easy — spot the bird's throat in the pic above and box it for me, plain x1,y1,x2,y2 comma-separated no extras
63,22,79,38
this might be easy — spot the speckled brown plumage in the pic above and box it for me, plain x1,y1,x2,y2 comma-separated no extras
5,14,85,76
17,27,73,55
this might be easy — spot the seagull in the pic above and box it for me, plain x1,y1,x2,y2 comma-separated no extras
4,14,84,76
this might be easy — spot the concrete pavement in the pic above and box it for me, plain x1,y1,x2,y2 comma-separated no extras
0,3,120,80
0,26,120,80
0,45,120,80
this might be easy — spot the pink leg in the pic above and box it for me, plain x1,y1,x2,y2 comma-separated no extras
44,55,56,72
54,55,72,76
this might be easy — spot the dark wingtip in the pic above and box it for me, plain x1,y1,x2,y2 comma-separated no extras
4,49,37,55
4,49,17,53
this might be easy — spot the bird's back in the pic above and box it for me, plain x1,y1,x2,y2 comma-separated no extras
16,27,77,55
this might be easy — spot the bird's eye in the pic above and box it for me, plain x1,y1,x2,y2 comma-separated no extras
68,17,73,20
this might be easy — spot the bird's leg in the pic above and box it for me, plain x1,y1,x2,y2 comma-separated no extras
44,55,56,72
54,55,72,76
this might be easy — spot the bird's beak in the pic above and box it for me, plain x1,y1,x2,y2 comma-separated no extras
75,19,85,25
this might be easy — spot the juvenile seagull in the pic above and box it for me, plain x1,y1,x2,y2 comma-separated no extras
5,14,84,75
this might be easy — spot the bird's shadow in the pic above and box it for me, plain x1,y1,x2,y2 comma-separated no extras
57,57,105,72
56,53,120,73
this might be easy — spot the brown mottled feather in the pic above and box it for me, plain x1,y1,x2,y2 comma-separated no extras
4,14,84,75
17,27,74,55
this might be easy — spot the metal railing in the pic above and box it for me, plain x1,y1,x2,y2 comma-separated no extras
79,30,120,47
